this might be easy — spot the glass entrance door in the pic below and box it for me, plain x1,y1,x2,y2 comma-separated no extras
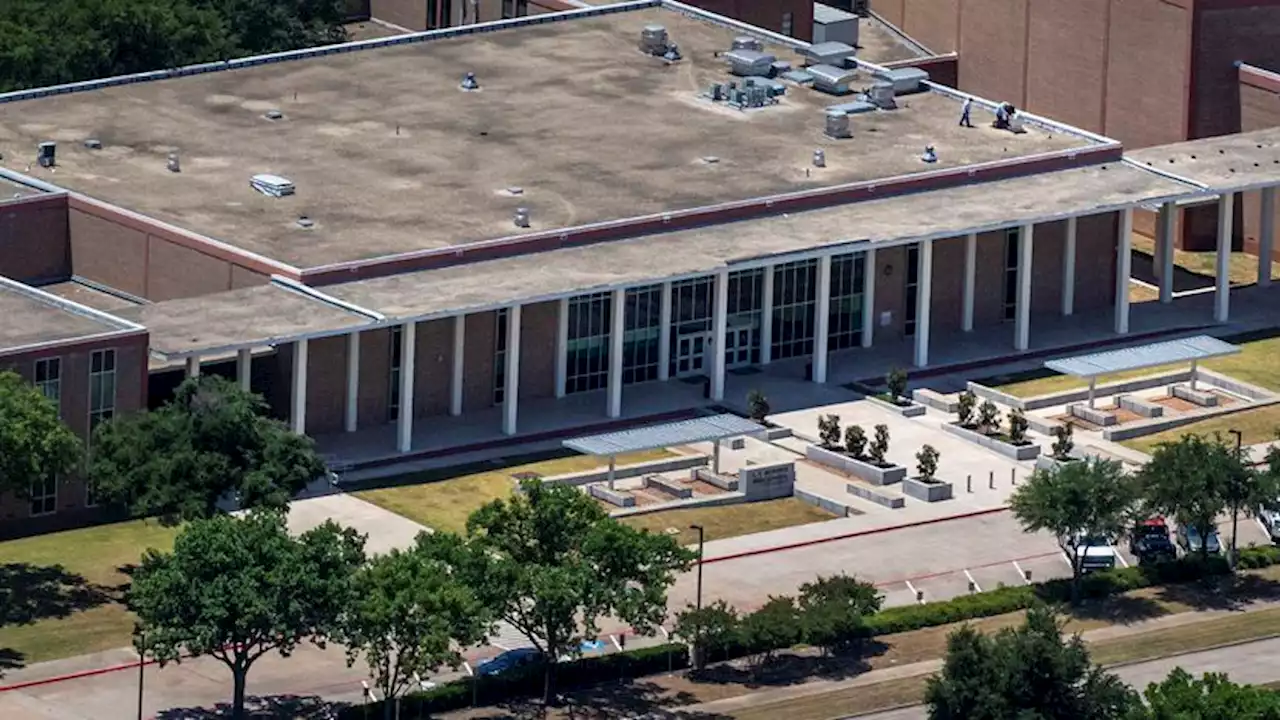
674,332,708,377
724,326,754,369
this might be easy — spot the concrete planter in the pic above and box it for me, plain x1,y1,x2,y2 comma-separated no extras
805,444,906,485
902,477,953,502
588,483,634,507
764,426,794,441
941,423,1041,461
1034,454,1082,472
846,482,905,509
867,395,927,418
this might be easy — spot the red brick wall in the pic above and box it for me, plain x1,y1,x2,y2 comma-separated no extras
413,319,453,418
1240,74,1280,260
463,310,498,413
519,301,558,401
928,236,966,334
872,245,907,340
689,0,814,41
901,0,961,55
358,328,393,428
884,55,959,89
0,195,70,283
1024,0,1108,133
957,0,1028,108
370,0,426,31
1190,3,1280,141
304,334,349,435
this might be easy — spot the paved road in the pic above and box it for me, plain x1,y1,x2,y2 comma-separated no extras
852,636,1280,720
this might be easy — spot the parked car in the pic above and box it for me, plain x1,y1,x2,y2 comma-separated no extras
1129,517,1177,564
1067,533,1118,573
1176,524,1223,555
1259,505,1280,543
474,647,543,677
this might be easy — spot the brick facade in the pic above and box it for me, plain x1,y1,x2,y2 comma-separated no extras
1240,69,1280,261
0,195,70,284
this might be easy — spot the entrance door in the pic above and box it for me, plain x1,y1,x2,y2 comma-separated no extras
724,326,754,369
674,332,708,377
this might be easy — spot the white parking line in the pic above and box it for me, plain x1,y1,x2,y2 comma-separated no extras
658,626,670,640
904,580,924,604
1011,560,1031,585
609,634,622,652
491,641,510,651
963,569,981,593
1258,517,1273,540
1061,551,1075,569
463,662,474,677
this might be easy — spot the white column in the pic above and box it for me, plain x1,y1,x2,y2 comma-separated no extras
449,315,464,417
344,332,359,433
554,298,569,398
1062,216,1077,316
1155,202,1176,303
1215,192,1234,323
813,255,832,384
236,348,252,392
860,248,876,348
396,322,415,454
291,339,308,435
759,265,775,365
503,305,521,436
607,288,625,419
1115,208,1134,335
185,355,200,379
657,282,672,382
1014,225,1034,351
961,233,976,332
710,270,728,402
1260,187,1275,287
914,239,934,368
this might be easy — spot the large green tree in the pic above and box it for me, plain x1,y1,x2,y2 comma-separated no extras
439,479,695,704
1132,668,1280,719
1010,457,1135,602
0,370,81,498
925,605,1138,719
90,376,326,521
129,510,365,720
1139,434,1241,562
342,544,490,720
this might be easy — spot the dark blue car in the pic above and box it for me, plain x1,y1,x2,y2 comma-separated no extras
475,647,543,676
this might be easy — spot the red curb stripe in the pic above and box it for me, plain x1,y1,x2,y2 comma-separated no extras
0,656,157,693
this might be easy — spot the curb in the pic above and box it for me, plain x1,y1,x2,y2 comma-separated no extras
0,655,157,693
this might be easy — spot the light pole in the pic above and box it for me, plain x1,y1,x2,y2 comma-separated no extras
690,524,705,669
1229,428,1244,569
134,628,146,720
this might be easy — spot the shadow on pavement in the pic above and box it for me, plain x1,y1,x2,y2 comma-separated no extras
155,694,343,719
0,647,24,677
1129,249,1215,293
1154,573,1280,612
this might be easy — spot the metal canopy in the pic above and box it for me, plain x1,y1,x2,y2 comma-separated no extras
1044,335,1239,378
563,413,765,456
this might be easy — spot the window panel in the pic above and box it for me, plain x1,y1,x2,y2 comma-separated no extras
388,327,403,420
829,252,865,351
29,475,57,517
88,349,116,431
771,260,818,360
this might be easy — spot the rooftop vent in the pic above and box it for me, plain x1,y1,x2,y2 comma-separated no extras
83,139,102,150
167,152,181,173
731,36,763,52
725,50,776,77
803,41,856,69
824,110,851,139
813,149,826,167
296,216,315,229
37,141,56,168
514,207,530,228
506,186,524,196
640,25,668,54
250,173,295,197
868,81,896,109
264,109,284,120
809,65,857,95
460,72,479,91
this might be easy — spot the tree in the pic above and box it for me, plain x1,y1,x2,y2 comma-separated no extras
90,376,327,521
342,544,489,720
916,445,940,481
925,605,1138,720
129,510,365,720
1139,434,1240,563
869,424,890,465
746,390,770,422
844,424,867,458
977,401,1001,434
0,371,82,498
1222,435,1279,568
673,600,740,670
441,479,694,703
738,595,801,670
797,574,881,657
886,368,909,403
818,414,841,448
957,390,976,427
1133,668,1280,718
1010,458,1134,602
1052,421,1076,460
1008,408,1029,444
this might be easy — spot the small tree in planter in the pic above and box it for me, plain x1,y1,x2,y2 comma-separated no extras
818,414,841,449
1052,422,1076,460
957,390,977,427
869,424,890,466
747,390,770,423
844,425,867,459
1008,408,1029,444
886,368,909,405
977,400,1001,435
916,444,940,483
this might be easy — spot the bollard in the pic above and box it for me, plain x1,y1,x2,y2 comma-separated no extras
989,471,995,489
1024,569,1032,582
967,474,972,493
1011,468,1017,485
968,580,977,593
915,589,925,603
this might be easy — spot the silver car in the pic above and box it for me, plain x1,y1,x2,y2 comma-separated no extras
1259,506,1280,542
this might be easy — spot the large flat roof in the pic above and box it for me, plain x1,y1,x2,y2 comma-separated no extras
0,5,1092,269
0,279,141,355
1125,126,1280,193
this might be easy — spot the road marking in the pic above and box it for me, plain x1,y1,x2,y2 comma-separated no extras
463,662,473,676
491,641,510,651
1011,560,1031,585
609,635,622,652
1115,550,1130,569
904,580,924,604
658,626,670,640
963,568,981,593
1061,551,1075,569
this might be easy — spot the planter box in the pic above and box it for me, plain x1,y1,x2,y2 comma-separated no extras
692,467,739,491
643,475,692,499
805,444,906,485
867,394,927,418
1117,394,1164,418
588,483,634,507
1171,384,1218,407
846,483,905,509
912,388,958,413
794,487,856,517
1068,403,1117,427
941,423,1041,461
902,477,953,502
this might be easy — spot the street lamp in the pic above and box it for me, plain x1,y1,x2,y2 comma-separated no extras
134,627,146,720
1229,428,1245,569
689,524,705,669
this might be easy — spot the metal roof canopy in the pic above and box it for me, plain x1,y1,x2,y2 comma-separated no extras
563,413,766,456
1044,335,1239,378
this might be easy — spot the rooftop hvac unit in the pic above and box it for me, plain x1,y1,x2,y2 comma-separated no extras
725,50,776,77
868,81,896,109
37,141,56,168
731,35,762,52
876,67,929,94
808,64,857,95
813,5,860,48
250,174,295,197
824,109,851,139
640,25,668,55
803,41,856,68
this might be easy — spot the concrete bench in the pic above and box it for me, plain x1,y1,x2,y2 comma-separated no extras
1117,394,1164,418
912,388,958,413
1170,384,1219,407
588,483,634,507
1068,403,1117,427
693,467,739,491
795,488,855,517
846,482,905,509
643,474,693,499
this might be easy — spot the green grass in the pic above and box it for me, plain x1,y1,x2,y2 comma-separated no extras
981,332,1280,399
0,519,179,664
1131,233,1280,288
620,498,837,546
1121,404,1280,455
355,449,675,534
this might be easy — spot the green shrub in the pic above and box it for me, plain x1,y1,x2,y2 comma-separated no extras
818,414,841,448
844,425,867,458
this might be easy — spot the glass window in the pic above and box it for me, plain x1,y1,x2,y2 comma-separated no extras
89,349,116,430
669,277,714,376
30,475,57,517
829,252,866,351
388,327,403,421
623,285,662,385
1004,228,1021,321
566,293,611,394
726,269,764,364
494,309,509,405
771,260,818,360
35,357,61,413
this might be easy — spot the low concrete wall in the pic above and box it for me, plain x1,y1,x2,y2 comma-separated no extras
1171,384,1219,407
902,477,953,502
794,487,855,517
1198,368,1273,401
609,492,746,518
588,483,634,507
941,423,1041,461
1102,397,1280,442
1026,413,1063,435
969,370,1194,412
544,454,708,487
741,461,796,500
913,388,958,413
693,467,740,491
867,395,927,417
1118,394,1164,418
1068,403,1117,426
644,475,692,499
846,482,905,509
764,426,794,441
805,445,906,485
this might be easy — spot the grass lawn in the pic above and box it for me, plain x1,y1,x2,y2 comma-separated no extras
983,332,1280,399
355,449,674,534
1131,234,1280,288
1121,404,1280,454
1129,280,1160,304
620,498,838,546
0,519,178,664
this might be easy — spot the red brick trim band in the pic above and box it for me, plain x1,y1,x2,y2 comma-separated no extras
301,145,1123,285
